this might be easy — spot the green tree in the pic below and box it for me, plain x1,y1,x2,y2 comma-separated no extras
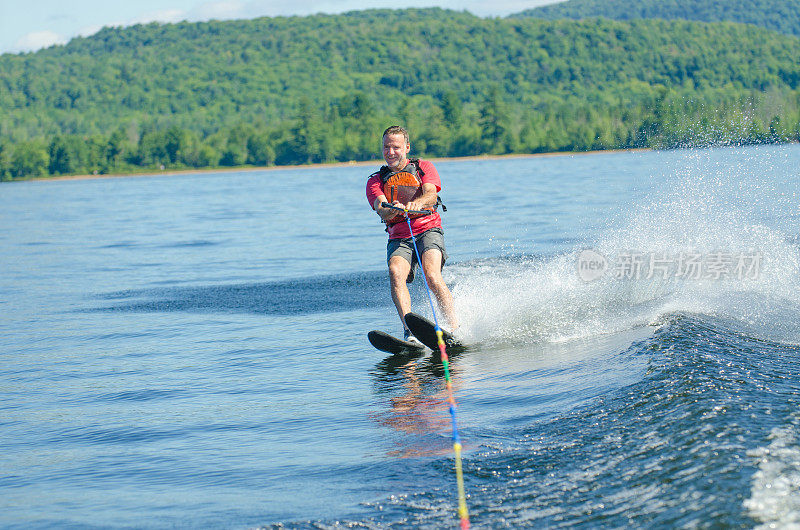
287,97,323,164
440,90,463,129
106,127,134,170
479,86,514,154
247,134,275,166
10,141,48,178
137,129,169,167
48,135,89,175
220,124,253,166
0,141,12,181
164,126,190,165
186,141,220,168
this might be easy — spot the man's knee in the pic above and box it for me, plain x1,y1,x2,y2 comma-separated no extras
388,257,411,284
425,271,446,292
420,249,443,274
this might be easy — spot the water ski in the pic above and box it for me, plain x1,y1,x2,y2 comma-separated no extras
404,312,464,354
368,330,426,355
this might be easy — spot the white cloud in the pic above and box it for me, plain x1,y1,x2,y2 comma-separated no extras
75,9,188,40
10,9,190,53
13,30,67,52
66,11,186,44
3,0,566,54
192,1,247,20
77,24,109,38
131,8,188,25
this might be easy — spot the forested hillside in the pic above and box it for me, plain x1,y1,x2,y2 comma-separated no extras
1,8,800,180
514,0,800,37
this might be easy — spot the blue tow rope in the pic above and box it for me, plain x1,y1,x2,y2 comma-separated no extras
402,209,470,529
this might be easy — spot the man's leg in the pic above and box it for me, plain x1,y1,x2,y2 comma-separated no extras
388,255,413,331
420,248,459,330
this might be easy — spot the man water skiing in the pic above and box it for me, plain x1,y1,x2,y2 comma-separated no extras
366,125,459,344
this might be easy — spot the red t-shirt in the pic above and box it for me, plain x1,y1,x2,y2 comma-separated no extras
366,159,442,239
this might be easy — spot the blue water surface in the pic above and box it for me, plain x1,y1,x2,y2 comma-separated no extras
2,145,800,528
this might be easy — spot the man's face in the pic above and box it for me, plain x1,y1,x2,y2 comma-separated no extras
382,133,410,170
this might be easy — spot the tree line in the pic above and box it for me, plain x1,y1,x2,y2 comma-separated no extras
2,86,797,180
514,0,800,37
1,9,800,180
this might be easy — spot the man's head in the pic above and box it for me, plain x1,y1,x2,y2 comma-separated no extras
382,125,410,171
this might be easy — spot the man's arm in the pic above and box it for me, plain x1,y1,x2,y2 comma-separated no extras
372,195,401,222
405,183,438,212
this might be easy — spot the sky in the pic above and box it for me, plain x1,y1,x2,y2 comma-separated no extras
0,0,562,55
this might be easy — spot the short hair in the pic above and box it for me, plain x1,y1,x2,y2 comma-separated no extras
382,125,409,144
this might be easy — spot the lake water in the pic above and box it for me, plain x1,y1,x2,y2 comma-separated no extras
2,145,800,528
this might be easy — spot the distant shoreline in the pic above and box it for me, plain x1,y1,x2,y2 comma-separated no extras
21,148,649,183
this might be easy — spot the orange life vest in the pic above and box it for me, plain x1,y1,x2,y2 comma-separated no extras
370,159,447,227
378,159,428,226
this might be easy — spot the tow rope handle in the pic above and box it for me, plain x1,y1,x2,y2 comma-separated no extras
380,201,434,217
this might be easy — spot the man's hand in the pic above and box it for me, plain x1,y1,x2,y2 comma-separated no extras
386,200,405,217
405,197,435,214
406,183,438,213
374,196,405,222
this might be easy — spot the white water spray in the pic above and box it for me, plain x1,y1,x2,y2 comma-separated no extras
449,146,800,345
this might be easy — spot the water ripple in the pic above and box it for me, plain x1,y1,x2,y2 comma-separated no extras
91,271,392,315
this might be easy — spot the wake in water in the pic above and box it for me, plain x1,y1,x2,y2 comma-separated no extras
746,414,800,529
448,146,800,347
280,146,800,529
448,312,800,527
372,145,800,527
